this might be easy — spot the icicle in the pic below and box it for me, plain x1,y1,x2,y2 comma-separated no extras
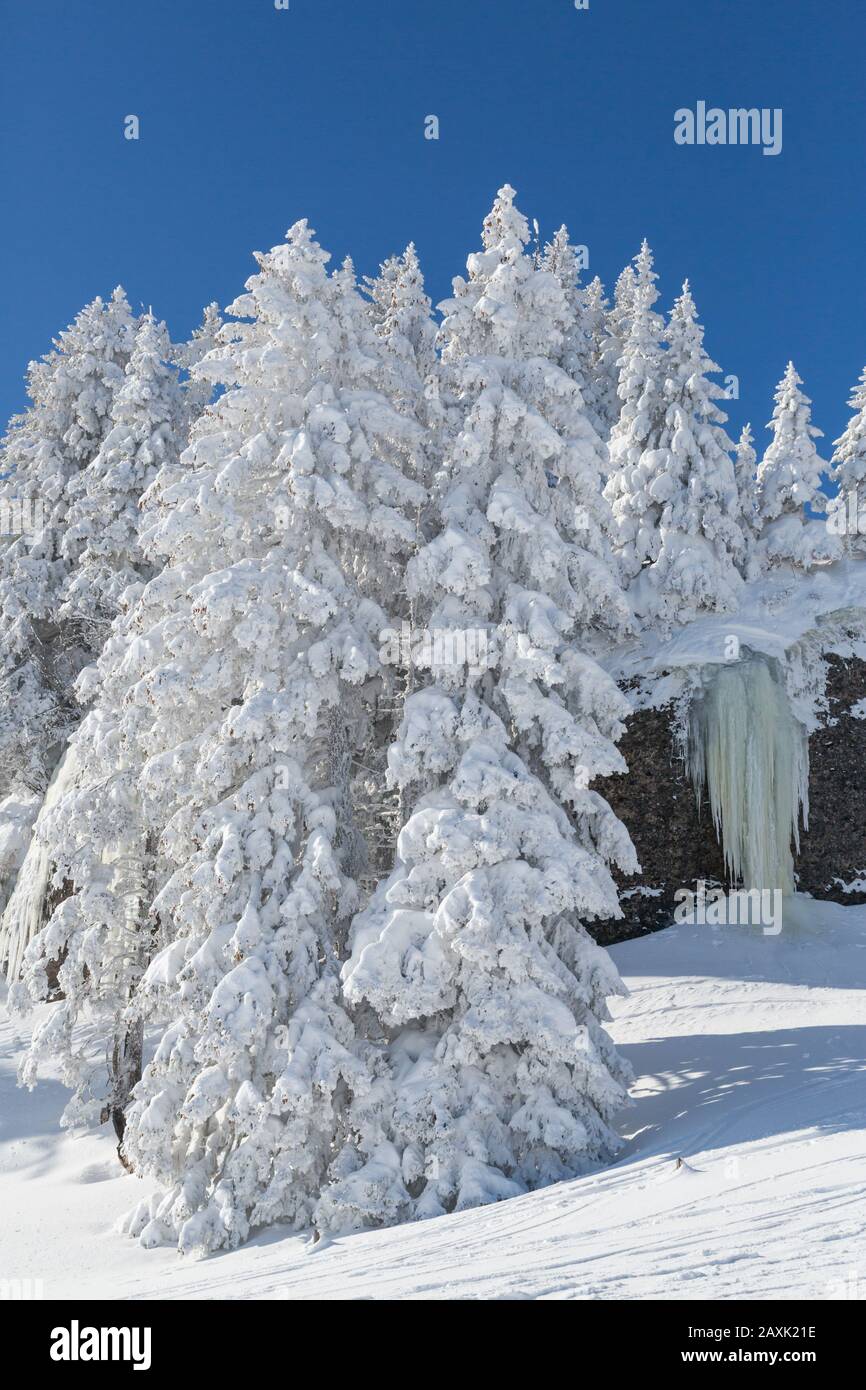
0,744,80,981
687,654,808,894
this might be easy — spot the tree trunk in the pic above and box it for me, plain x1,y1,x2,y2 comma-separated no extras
108,829,156,1169
110,1015,143,1166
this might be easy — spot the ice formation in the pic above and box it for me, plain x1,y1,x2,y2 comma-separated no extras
687,654,809,893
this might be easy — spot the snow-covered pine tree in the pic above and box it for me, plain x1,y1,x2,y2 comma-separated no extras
359,242,440,535
602,241,668,580
611,260,638,331
734,422,760,552
172,301,223,428
0,289,137,804
358,243,441,878
321,185,637,1230
0,291,141,981
8,313,190,1138
10,720,158,1145
58,313,186,656
57,219,427,1253
540,227,606,439
579,275,615,443
630,281,745,626
5,322,182,1117
364,243,437,408
0,308,191,995
753,362,841,573
829,366,866,553
592,255,640,437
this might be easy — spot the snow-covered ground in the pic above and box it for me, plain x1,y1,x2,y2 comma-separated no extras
2,896,865,1301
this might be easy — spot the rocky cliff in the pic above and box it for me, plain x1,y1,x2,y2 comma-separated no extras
592,653,866,945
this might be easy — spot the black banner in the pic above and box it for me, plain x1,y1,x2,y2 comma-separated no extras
0,1299,859,1374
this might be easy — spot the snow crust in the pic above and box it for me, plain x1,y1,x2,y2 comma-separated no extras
608,557,866,720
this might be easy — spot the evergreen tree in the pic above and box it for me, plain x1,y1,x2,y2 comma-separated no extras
734,423,760,546
0,290,136,801
540,228,601,436
602,241,668,580
592,255,640,437
631,281,745,626
829,366,866,552
8,315,183,1114
58,313,186,653
358,244,441,876
611,261,638,333
322,187,636,1228
364,243,437,406
0,305,198,995
754,362,840,572
173,301,223,427
42,221,428,1253
9,315,190,1137
541,230,621,449
579,275,615,444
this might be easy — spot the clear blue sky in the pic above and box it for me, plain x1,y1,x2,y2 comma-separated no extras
2,0,864,457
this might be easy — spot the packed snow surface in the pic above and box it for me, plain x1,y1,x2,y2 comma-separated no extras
2,896,864,1301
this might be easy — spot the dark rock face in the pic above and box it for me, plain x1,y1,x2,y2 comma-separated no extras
795,654,866,904
592,700,726,945
590,655,866,946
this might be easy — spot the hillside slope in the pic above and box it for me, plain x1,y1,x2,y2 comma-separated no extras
2,896,864,1301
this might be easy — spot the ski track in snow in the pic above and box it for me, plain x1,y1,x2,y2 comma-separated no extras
2,895,865,1301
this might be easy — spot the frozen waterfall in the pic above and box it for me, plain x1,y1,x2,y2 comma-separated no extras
687,655,809,894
